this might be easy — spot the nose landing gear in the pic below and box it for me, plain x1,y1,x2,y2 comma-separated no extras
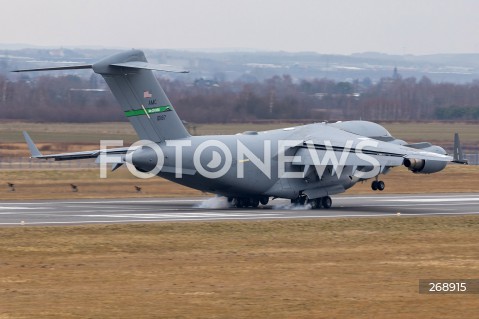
371,180,385,191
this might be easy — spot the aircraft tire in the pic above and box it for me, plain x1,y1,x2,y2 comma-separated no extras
234,198,245,208
299,196,306,206
308,198,321,209
259,196,269,205
371,181,378,191
321,196,332,209
377,181,385,191
292,196,307,206
251,198,260,208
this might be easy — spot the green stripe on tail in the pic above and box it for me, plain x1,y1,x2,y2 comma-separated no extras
125,105,172,117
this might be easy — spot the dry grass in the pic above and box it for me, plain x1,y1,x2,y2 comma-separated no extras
1,165,479,200
385,122,479,148
0,169,204,200
0,217,478,318
349,164,479,194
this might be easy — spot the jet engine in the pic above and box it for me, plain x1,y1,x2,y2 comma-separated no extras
403,158,447,174
403,144,448,174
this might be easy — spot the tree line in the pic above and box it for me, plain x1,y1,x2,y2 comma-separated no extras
2,73,479,123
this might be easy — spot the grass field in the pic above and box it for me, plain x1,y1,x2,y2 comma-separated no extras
1,217,479,318
1,165,479,200
0,168,205,200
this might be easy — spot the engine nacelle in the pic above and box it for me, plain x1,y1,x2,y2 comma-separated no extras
403,158,447,174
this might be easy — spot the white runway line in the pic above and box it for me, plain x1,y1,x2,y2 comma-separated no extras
338,194,479,200
357,203,479,207
0,206,46,210
78,212,280,219
0,199,204,205
380,197,479,203
3,211,479,226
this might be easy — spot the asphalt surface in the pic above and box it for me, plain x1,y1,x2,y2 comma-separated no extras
1,193,479,226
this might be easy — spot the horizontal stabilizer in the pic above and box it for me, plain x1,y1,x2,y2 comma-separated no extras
15,49,191,142
23,131,132,161
13,62,188,73
32,147,131,161
110,61,189,73
12,64,93,72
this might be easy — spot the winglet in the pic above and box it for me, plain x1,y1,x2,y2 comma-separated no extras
22,131,43,158
452,133,468,164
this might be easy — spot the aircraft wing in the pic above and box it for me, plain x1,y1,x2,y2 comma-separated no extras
403,151,452,161
292,138,452,168
23,131,131,161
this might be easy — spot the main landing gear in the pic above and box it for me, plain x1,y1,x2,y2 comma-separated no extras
291,195,332,209
229,195,333,209
371,180,385,191
229,196,269,208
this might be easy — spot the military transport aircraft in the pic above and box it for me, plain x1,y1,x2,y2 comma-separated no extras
15,50,467,209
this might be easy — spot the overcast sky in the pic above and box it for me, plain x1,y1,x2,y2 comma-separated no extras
1,0,479,55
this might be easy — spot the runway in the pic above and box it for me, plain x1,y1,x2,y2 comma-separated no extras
1,193,479,226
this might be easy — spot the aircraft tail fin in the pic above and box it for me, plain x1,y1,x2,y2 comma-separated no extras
452,133,468,164
14,50,190,142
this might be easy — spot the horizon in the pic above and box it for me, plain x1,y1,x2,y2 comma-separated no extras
3,43,479,57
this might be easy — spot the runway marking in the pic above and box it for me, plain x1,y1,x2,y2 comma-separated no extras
0,199,204,205
357,203,479,207
78,212,279,219
2,211,479,226
380,197,479,203
338,194,479,200
0,206,45,210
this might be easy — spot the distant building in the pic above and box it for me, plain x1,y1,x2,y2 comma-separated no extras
194,78,219,88
392,67,401,80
